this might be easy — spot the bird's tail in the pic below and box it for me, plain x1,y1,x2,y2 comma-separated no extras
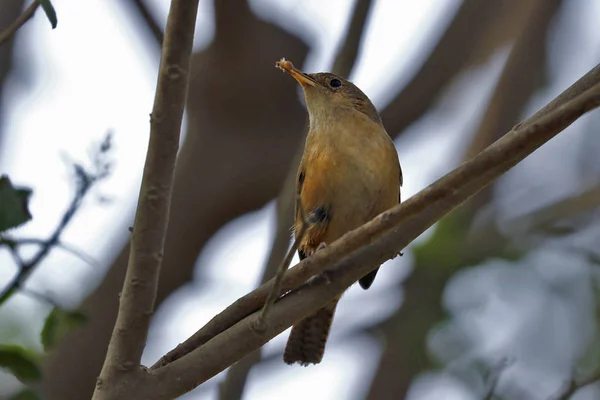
283,297,340,366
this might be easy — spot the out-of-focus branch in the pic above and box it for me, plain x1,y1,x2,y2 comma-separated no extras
0,1,39,45
0,134,112,305
331,0,374,78
507,184,600,235
379,0,503,136
130,0,164,47
550,370,600,400
91,0,199,398
0,237,99,268
255,196,306,331
463,0,562,213
145,69,600,399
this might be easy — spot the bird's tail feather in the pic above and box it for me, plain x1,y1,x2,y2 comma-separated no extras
283,298,340,366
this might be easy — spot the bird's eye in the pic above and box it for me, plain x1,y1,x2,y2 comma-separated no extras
329,78,342,88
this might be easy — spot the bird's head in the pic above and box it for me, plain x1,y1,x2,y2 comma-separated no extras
276,58,381,125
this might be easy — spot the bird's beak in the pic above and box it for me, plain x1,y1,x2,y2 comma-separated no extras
276,58,317,88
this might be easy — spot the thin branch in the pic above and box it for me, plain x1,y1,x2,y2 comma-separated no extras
482,358,513,400
131,0,164,47
0,159,103,305
140,69,600,399
379,0,502,136
20,287,60,308
0,1,40,46
0,237,99,268
507,184,600,234
550,370,600,400
331,0,374,78
254,195,306,332
91,0,199,398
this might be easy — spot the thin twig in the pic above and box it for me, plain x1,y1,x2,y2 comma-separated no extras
379,0,501,136
145,71,600,398
0,237,99,268
131,0,164,46
254,196,307,332
0,166,98,305
482,358,513,400
0,1,40,45
550,370,600,400
19,287,60,308
331,0,374,78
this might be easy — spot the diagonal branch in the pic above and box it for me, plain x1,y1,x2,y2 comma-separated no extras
0,1,39,45
550,370,600,400
331,0,374,78
143,68,600,399
379,0,503,136
130,0,164,47
91,0,199,398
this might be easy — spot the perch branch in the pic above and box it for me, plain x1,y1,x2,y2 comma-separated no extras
140,68,600,399
254,196,306,331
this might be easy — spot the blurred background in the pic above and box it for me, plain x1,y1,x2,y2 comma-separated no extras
1,0,600,399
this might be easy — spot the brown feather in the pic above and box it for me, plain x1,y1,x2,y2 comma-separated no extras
284,297,340,366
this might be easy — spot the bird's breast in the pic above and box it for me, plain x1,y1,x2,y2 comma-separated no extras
299,119,400,245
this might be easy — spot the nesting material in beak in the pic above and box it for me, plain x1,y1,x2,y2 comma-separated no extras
276,58,317,88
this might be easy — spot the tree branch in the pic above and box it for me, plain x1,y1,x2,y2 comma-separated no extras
142,67,600,399
130,0,164,47
0,134,111,305
255,195,306,331
331,0,374,78
0,1,39,45
379,0,502,136
550,370,600,400
91,0,199,398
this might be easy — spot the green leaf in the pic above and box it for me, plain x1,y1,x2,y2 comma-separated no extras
0,176,32,233
0,345,41,382
40,309,59,352
41,308,88,351
37,0,58,29
9,388,42,400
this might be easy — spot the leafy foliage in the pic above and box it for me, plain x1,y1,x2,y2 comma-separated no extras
0,345,41,382
38,0,57,29
41,308,88,351
0,176,32,233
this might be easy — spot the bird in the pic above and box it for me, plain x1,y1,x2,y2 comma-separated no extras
275,58,402,366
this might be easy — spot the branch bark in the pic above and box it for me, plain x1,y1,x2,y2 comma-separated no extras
331,0,373,78
91,0,199,398
141,66,600,399
0,1,39,45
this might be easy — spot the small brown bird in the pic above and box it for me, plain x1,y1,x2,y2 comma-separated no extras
276,59,402,366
